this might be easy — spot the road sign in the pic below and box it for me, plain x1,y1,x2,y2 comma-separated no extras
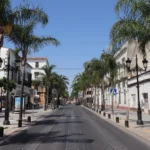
110,88,117,95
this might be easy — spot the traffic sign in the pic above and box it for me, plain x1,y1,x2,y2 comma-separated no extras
110,88,117,95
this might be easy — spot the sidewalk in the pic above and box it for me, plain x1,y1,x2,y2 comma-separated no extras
0,107,52,140
105,108,150,125
83,106,150,142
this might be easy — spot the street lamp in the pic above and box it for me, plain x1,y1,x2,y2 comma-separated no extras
15,59,21,68
126,58,131,69
3,51,11,125
126,55,148,125
2,52,21,125
142,58,148,71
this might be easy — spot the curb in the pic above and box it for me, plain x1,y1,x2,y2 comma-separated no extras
81,105,150,143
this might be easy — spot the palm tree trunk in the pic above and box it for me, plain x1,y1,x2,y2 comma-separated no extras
0,27,4,48
45,85,49,111
101,84,105,111
57,95,60,108
18,65,25,127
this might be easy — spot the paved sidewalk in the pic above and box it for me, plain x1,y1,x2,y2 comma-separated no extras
83,106,150,142
105,108,150,124
0,107,53,140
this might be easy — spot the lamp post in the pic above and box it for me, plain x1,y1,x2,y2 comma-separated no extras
126,55,148,125
0,23,13,123
92,88,95,110
0,52,20,125
0,58,3,112
3,51,10,125
97,88,100,111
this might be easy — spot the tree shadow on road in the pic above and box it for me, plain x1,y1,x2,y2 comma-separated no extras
0,130,94,146
31,119,84,126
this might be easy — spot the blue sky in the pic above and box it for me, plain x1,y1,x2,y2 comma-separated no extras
5,0,117,93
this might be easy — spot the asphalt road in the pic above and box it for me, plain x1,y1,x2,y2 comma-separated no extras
0,105,150,150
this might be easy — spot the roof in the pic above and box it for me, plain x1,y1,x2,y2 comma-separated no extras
26,63,33,69
27,57,47,61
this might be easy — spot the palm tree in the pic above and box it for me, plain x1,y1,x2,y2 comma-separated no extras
40,65,57,110
72,72,91,106
83,52,118,111
110,0,150,56
0,0,13,48
6,3,60,127
32,80,41,90
54,75,69,107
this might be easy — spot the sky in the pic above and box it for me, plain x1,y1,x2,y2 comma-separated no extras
4,0,118,93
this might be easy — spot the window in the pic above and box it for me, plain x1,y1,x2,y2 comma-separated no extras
35,62,39,68
142,93,148,108
34,72,39,79
87,91,92,95
124,89,126,104
131,94,136,106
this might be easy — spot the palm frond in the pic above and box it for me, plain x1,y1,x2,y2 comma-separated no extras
14,3,48,26
0,0,13,25
31,36,60,52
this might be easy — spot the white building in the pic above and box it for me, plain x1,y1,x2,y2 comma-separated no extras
0,47,32,109
103,41,150,114
27,57,49,80
27,57,49,106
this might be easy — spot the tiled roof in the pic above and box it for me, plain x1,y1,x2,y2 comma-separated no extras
27,57,47,61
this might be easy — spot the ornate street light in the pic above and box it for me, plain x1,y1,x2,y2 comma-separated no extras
126,58,131,69
15,59,21,68
142,58,148,71
126,55,148,125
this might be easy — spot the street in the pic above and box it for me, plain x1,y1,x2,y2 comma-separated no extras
0,105,150,150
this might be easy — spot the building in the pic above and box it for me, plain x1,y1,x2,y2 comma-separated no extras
0,47,32,110
104,41,150,114
27,57,49,80
27,57,49,107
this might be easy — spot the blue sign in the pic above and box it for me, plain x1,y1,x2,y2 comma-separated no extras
110,88,117,95
14,97,25,111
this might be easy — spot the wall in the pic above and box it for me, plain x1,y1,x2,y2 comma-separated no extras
27,59,48,80
0,47,16,79
128,71,150,114
27,58,49,106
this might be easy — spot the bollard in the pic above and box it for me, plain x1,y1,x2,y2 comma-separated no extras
125,120,129,127
27,116,31,122
99,110,101,114
103,112,106,116
116,117,119,123
108,114,111,119
0,127,4,137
